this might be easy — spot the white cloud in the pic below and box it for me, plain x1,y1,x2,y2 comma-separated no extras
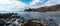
42,0,60,6
0,0,60,11
28,0,40,8
29,0,60,8
0,0,27,11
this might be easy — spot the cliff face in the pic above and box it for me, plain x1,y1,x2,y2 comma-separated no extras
24,4,60,12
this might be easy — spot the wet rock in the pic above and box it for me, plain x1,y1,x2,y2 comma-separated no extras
0,19,6,26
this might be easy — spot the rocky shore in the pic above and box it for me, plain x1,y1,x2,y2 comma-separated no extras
0,13,59,26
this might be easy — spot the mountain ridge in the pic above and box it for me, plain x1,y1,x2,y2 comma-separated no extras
24,4,60,12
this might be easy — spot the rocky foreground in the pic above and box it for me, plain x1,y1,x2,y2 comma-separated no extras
0,13,59,26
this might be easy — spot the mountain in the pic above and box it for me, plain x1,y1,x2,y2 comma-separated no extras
24,4,60,12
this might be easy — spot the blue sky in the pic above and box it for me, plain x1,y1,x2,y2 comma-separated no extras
19,0,32,4
0,0,60,12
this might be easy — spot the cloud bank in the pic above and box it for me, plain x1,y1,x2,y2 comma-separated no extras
0,0,60,11
29,0,60,8
0,0,27,11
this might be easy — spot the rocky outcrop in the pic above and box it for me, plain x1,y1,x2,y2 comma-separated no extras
0,13,59,26
24,4,60,12
23,19,58,26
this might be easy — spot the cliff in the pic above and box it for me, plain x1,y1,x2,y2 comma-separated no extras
24,4,60,12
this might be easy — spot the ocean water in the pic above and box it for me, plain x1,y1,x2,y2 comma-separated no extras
0,12,60,24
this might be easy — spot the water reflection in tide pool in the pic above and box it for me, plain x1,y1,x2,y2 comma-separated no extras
0,12,60,24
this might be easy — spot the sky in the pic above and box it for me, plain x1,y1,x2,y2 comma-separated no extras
0,0,60,11
19,0,32,4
